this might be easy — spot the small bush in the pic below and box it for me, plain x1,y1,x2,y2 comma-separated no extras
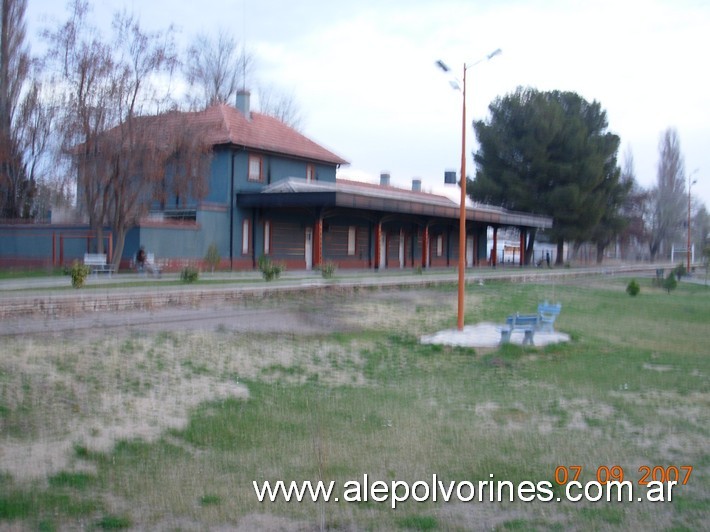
397,515,438,531
662,272,677,294
320,260,337,279
626,279,640,296
180,266,199,283
95,514,132,529
258,255,284,281
48,471,96,490
70,261,90,288
199,494,221,506
673,263,687,280
204,243,221,273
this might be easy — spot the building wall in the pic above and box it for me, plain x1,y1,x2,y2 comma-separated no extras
130,208,229,269
126,146,341,270
0,224,115,268
0,146,508,272
206,150,232,204
231,150,337,192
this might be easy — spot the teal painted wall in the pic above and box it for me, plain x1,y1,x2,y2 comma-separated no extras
206,150,232,203
134,209,230,259
0,144,339,269
129,146,340,265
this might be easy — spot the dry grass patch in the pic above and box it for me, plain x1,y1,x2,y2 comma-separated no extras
1,280,708,530
0,330,368,481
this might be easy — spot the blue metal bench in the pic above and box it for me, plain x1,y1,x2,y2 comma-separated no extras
500,302,562,345
537,301,562,333
500,314,538,345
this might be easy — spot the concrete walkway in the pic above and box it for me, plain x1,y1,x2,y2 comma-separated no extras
0,263,678,320
421,322,571,348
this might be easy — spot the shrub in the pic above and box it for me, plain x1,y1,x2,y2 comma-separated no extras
257,255,284,281
180,266,199,283
95,514,132,529
662,272,677,294
320,260,337,279
673,263,687,281
204,243,221,273
626,279,640,296
70,261,91,288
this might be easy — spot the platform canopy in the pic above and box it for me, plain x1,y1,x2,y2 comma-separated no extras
237,178,553,229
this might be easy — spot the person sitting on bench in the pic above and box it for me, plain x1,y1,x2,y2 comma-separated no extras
136,247,147,273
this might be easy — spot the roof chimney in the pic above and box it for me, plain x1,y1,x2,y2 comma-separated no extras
380,172,391,186
236,90,251,119
412,178,422,192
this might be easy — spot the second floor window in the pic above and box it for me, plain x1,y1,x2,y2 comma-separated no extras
248,155,263,182
306,164,315,182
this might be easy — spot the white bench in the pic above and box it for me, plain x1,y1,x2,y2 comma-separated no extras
83,253,115,275
145,253,162,277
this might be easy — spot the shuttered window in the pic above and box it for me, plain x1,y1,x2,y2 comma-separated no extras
347,226,356,255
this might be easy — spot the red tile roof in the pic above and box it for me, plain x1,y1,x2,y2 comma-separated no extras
184,104,349,166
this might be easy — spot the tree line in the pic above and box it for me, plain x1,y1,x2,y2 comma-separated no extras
470,88,708,264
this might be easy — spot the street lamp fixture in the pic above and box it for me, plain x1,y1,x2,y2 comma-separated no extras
687,168,699,273
436,48,501,331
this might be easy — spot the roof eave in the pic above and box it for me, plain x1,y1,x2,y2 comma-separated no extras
215,142,348,167
236,186,553,229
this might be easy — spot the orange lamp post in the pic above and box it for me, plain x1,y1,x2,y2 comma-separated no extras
437,49,501,331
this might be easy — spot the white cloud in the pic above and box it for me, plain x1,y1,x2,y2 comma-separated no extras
26,0,710,207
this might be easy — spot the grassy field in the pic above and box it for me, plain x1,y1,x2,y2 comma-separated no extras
0,276,708,530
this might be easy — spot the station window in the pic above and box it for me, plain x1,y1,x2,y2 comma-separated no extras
347,226,356,255
264,221,271,255
248,155,263,182
242,219,250,254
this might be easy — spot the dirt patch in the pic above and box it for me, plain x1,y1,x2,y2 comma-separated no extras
0,289,457,481
0,335,249,480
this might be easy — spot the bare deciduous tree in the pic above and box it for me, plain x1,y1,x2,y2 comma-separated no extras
257,84,303,130
616,149,651,260
44,0,116,252
185,29,253,108
16,75,59,219
647,128,686,260
183,30,304,128
0,0,31,218
46,1,212,268
693,203,710,261
99,111,212,269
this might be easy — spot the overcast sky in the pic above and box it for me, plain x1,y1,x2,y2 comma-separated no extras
27,0,710,208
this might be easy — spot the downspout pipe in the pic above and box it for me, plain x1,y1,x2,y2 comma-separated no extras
229,150,236,270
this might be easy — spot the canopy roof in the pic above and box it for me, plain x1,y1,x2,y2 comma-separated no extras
238,178,553,229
